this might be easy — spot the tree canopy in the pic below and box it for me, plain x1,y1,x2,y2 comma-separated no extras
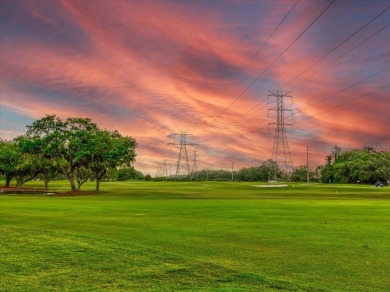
1,115,137,191
320,146,390,184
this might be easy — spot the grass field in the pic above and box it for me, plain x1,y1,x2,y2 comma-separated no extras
1,181,389,291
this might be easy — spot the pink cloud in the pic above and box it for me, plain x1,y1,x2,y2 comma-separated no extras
1,0,389,174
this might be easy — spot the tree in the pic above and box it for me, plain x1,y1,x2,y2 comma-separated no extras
0,138,41,188
0,139,18,187
291,165,316,182
320,147,390,184
320,164,334,183
24,115,99,191
13,152,41,188
104,167,118,181
117,167,143,181
376,152,390,183
75,166,93,190
237,166,269,181
291,166,307,182
331,145,342,162
261,159,283,181
39,157,60,189
88,130,137,191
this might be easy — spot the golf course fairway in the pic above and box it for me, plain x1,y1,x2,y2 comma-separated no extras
1,181,389,291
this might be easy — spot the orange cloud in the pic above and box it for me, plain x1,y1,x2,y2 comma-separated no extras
1,0,389,174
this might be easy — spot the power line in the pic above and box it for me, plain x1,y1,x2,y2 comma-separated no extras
164,2,387,173
287,22,390,92
294,84,390,126
210,0,337,123
279,5,390,90
193,0,301,135
292,68,387,116
214,8,389,134
252,0,300,57
189,81,388,175
223,65,387,138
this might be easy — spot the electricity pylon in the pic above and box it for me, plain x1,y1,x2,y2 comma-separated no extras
169,132,199,177
156,160,169,178
162,159,168,177
191,150,198,178
267,90,294,179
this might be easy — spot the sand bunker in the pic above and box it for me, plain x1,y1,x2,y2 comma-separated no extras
252,184,288,188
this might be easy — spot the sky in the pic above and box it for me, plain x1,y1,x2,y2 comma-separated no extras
0,0,389,175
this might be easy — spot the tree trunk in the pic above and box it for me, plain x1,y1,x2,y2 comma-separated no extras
95,169,106,192
69,179,76,191
16,177,23,188
96,179,101,191
5,174,13,187
66,170,77,191
43,174,50,189
15,171,39,189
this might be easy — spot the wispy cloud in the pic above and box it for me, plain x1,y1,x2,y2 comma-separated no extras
1,0,389,173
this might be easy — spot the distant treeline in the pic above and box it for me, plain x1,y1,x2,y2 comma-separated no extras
153,146,389,185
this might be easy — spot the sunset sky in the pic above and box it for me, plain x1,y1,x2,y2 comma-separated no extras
1,0,389,174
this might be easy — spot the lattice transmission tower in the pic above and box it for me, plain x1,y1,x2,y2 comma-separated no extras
169,132,199,177
191,150,198,178
162,159,168,177
267,90,294,178
155,160,169,177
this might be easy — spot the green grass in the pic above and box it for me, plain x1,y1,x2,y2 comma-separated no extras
1,181,390,291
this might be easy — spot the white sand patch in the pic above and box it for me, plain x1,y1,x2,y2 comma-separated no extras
252,184,288,188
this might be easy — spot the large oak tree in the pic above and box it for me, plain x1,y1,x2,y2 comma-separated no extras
22,115,137,191
23,115,99,191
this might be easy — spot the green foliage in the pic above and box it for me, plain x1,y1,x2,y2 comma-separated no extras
0,138,44,187
117,167,144,181
291,165,307,182
38,157,60,189
290,165,318,182
75,166,93,190
189,160,282,182
197,169,232,181
237,166,266,181
320,146,390,184
88,129,137,190
237,160,283,182
0,139,19,186
13,152,41,187
23,115,100,190
16,115,138,191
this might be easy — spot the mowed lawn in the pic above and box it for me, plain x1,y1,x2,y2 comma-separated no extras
1,181,389,291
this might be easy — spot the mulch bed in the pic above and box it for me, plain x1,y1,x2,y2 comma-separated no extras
0,186,55,194
0,186,101,196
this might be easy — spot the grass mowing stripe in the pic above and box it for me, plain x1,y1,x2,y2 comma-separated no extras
1,225,326,291
1,181,389,291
